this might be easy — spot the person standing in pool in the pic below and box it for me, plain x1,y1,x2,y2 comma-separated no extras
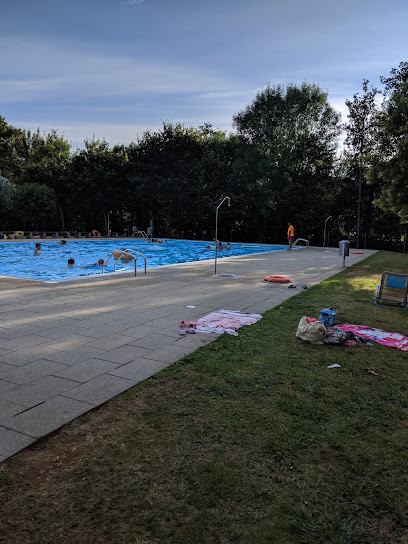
34,243,41,255
287,222,294,250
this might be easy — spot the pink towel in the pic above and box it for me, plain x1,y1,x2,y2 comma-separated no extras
338,324,408,351
196,310,262,336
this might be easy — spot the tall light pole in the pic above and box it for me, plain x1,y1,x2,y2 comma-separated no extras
214,197,231,275
107,210,112,238
323,216,332,251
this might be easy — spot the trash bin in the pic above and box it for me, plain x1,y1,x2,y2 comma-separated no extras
339,240,350,256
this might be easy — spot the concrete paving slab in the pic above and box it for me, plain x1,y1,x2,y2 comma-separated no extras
0,359,69,385
146,344,193,364
62,374,135,406
96,345,152,364
2,396,93,439
0,246,377,463
0,380,20,395
108,358,168,382
52,358,120,382
0,398,26,421
44,346,105,366
0,426,36,463
0,361,15,375
0,376,80,408
0,344,61,366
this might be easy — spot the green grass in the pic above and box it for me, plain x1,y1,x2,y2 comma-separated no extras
1,250,408,544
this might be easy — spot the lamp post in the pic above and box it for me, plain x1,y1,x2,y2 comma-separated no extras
107,211,112,238
214,197,231,275
323,216,332,251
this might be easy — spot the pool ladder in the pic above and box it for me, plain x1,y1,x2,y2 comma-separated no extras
294,238,309,247
103,248,147,277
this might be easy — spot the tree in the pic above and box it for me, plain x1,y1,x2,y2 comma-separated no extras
69,138,129,232
344,80,379,247
371,62,408,221
232,83,341,242
0,116,27,181
19,129,71,229
0,175,14,229
13,183,57,230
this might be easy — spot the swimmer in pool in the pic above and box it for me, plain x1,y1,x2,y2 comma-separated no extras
60,240,67,245
81,259,105,269
67,258,75,267
34,243,41,255
225,242,231,250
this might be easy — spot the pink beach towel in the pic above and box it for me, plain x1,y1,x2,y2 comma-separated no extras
338,324,408,352
196,309,262,336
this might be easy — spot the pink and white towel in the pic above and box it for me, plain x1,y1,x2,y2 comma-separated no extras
338,323,408,352
196,309,262,336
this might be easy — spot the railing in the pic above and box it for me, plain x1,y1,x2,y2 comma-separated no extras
103,248,147,277
133,230,148,238
294,238,309,247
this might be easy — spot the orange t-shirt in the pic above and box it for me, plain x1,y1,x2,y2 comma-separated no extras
287,225,294,237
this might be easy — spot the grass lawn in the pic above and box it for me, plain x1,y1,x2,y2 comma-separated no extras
1,250,408,544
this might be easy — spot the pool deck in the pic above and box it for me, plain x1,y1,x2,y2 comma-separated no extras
0,246,376,463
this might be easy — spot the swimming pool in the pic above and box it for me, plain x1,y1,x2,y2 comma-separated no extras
0,239,293,282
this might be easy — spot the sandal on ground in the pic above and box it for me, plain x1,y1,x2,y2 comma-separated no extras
180,320,187,328
288,284,296,289
186,327,196,334
179,328,187,335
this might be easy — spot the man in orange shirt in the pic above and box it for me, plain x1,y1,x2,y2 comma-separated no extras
287,222,294,250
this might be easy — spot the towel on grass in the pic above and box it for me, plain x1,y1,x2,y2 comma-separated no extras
338,324,408,351
196,309,262,336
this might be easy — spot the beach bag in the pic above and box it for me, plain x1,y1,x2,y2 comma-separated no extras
296,316,327,345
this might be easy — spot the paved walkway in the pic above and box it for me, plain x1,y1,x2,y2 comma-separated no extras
0,246,376,463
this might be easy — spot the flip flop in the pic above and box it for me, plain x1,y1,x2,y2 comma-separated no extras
288,284,296,289
179,328,187,335
303,285,308,289
180,321,187,328
186,327,196,334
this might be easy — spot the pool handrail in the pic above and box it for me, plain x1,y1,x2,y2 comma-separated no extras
294,238,309,247
103,249,147,277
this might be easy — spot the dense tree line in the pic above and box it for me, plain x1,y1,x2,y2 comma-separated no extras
1,63,407,248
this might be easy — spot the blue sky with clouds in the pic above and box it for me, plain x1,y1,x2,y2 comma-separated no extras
1,0,407,148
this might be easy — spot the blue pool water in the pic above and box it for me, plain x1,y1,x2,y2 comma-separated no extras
0,239,291,282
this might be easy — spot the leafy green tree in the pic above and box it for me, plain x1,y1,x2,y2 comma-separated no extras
18,129,71,229
370,62,408,221
232,83,341,243
0,116,27,181
344,80,379,247
69,138,129,232
13,183,57,230
0,174,14,230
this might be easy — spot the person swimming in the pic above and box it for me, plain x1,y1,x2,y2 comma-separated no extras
81,259,104,269
34,243,41,255
67,258,75,267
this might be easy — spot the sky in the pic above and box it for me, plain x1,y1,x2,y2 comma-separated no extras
1,0,407,149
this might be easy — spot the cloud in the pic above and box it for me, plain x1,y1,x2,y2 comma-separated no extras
0,37,233,104
122,0,144,5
